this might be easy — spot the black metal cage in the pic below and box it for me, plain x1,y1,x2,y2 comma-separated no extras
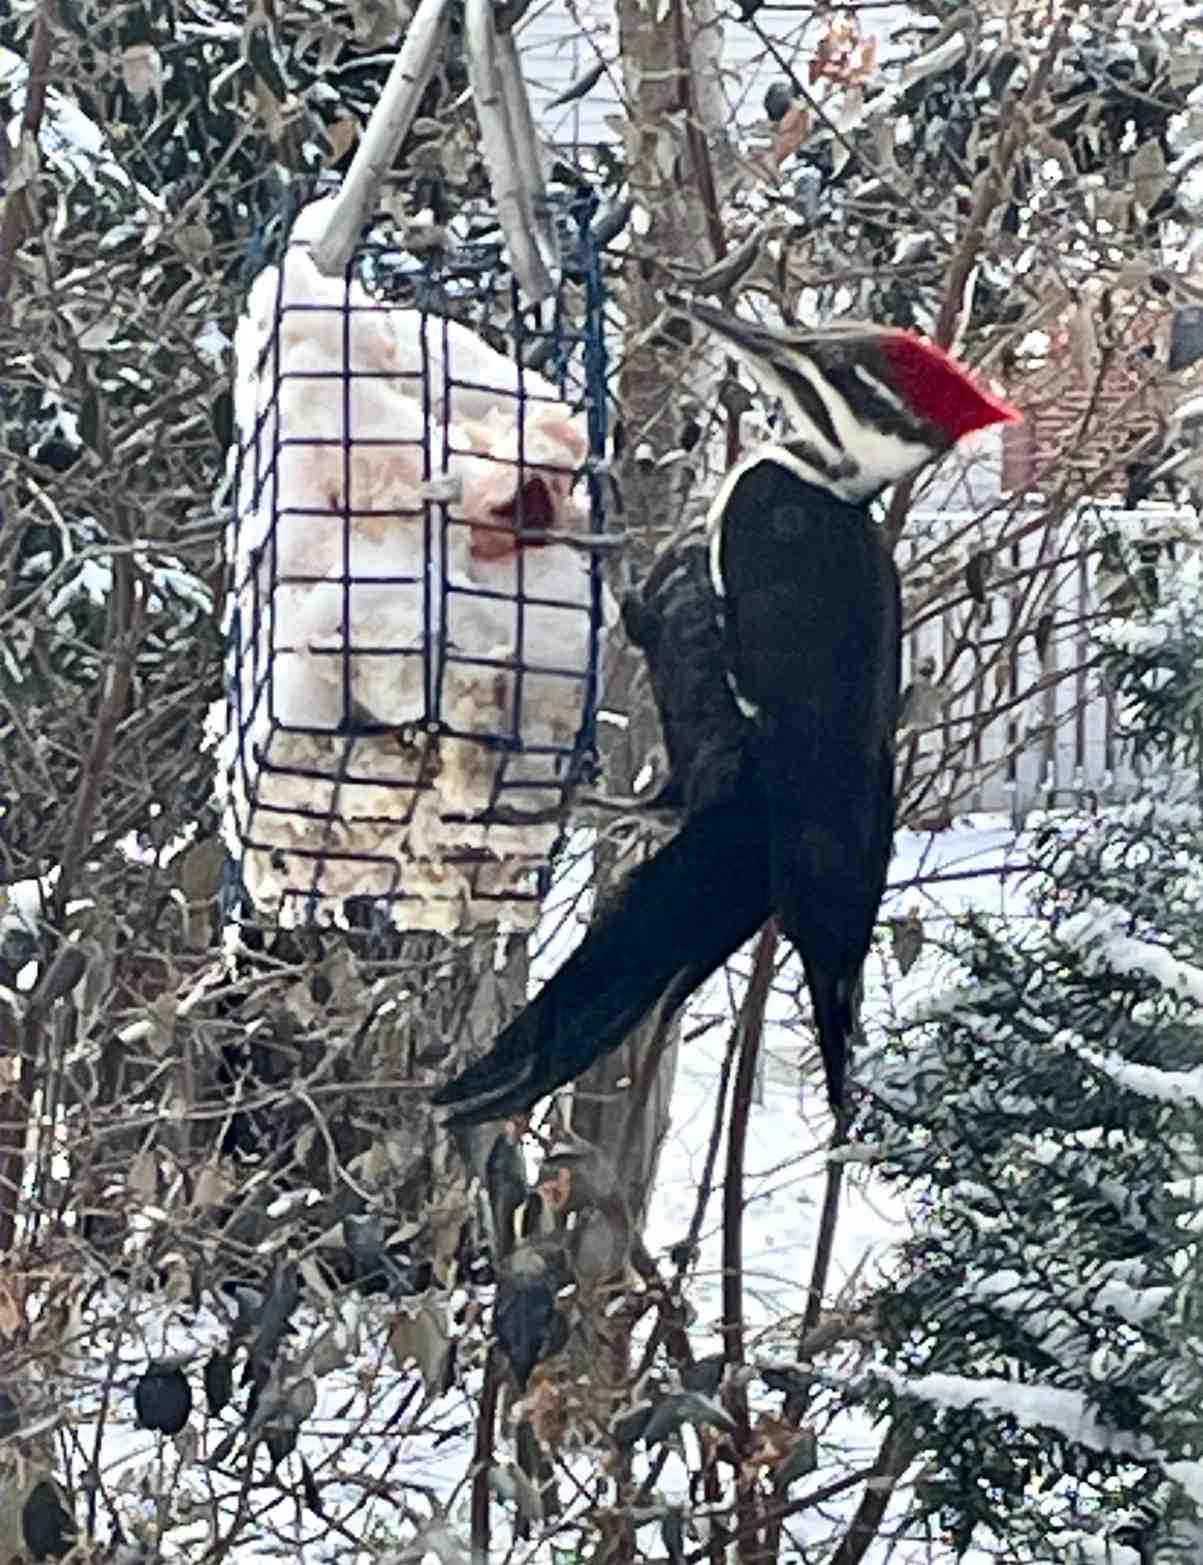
220,193,609,932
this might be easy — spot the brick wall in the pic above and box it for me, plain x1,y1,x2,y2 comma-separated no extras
1000,303,1169,495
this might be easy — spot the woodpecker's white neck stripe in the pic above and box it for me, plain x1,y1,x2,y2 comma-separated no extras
727,670,760,720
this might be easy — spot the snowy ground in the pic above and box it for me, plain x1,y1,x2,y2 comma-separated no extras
46,818,1037,1565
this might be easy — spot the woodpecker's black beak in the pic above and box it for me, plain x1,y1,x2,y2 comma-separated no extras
666,296,880,375
664,293,856,418
666,293,789,362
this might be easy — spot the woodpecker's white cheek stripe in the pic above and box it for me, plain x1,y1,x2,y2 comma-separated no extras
784,355,848,451
761,350,937,499
751,356,852,478
813,371,932,494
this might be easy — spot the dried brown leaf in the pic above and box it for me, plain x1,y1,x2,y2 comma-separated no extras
388,1299,451,1393
175,222,214,259
146,994,177,1058
308,1326,350,1378
121,44,163,103
889,911,925,976
1131,139,1170,217
773,104,810,167
9,132,39,195
490,1460,544,1522
388,1311,417,1371
965,549,992,605
191,1162,233,1209
174,836,226,905
127,1149,159,1203
513,1371,568,1448
1070,299,1099,386
1033,611,1056,663
0,1275,26,1338
538,1166,572,1214
428,1190,470,1285
324,116,359,167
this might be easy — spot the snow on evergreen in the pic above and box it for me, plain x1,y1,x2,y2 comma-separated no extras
857,784,1203,1555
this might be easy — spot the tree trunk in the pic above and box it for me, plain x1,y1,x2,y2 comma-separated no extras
573,0,727,1220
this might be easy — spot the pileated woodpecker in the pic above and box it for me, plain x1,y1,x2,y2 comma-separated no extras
433,303,1021,1123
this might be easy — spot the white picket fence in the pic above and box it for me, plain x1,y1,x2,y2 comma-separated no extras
898,505,1195,826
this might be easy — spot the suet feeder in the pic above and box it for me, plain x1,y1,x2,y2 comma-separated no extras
219,191,610,932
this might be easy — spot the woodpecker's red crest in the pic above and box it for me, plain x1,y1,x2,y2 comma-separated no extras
878,330,1021,443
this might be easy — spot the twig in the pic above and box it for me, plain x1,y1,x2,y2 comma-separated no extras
0,0,54,311
470,1349,502,1556
0,1008,37,1256
886,861,1031,894
741,14,929,230
619,1006,684,1177
50,581,146,929
828,1416,920,1565
759,1050,854,1559
684,1460,883,1563
721,921,777,1564
0,563,143,1255
788,1114,847,1412
671,1005,740,1281
721,922,777,1371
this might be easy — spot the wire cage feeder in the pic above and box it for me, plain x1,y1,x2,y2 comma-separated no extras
220,192,610,933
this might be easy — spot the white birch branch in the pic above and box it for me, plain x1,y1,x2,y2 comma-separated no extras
309,0,452,277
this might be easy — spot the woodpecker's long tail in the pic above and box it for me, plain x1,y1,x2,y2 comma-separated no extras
772,814,887,1113
801,960,857,1112
431,799,771,1126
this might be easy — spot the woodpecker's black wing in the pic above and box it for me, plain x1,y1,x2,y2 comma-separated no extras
436,526,767,1127
620,526,748,816
714,458,901,1109
431,792,771,1125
